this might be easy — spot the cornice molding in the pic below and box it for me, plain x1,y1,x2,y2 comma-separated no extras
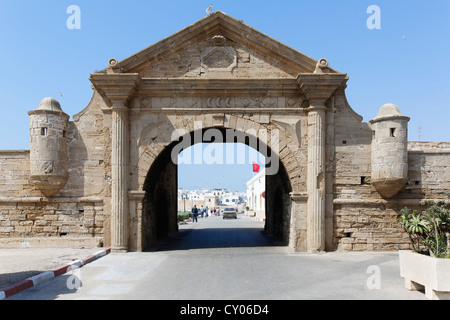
89,73,141,107
297,73,348,105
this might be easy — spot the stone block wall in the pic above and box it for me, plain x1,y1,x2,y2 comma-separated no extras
0,200,105,248
407,142,450,199
332,141,450,251
329,91,450,251
0,94,110,248
334,202,411,251
0,151,35,198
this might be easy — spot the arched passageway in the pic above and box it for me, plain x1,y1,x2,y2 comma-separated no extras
141,128,292,250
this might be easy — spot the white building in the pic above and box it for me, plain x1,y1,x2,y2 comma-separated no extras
221,194,240,205
178,187,246,212
187,190,205,201
246,168,265,219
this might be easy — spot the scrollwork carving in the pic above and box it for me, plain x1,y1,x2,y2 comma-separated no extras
151,96,289,109
206,97,232,108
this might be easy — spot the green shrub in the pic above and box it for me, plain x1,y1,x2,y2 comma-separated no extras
399,200,450,258
177,212,191,222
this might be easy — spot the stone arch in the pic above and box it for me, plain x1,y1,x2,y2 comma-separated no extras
134,115,306,250
136,115,305,192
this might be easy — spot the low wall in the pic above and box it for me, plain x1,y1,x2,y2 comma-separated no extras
0,197,105,248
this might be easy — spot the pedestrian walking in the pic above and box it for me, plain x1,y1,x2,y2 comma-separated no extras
200,205,205,218
192,205,198,223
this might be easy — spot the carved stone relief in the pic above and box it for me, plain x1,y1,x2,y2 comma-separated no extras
201,46,237,72
147,96,305,109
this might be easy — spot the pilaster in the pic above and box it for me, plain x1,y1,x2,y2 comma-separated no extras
306,105,327,252
297,70,347,252
110,102,129,252
90,71,140,253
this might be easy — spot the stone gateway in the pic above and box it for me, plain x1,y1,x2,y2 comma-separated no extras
0,12,448,252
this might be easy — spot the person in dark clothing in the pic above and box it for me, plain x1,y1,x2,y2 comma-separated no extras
191,205,199,223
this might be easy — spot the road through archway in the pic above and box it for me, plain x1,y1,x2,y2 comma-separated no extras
141,128,292,250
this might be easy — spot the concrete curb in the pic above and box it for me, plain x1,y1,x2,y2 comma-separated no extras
0,247,111,300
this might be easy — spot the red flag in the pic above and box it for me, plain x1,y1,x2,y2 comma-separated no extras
252,162,260,173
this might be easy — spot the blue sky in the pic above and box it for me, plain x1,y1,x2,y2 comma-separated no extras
178,143,264,192
0,1,449,191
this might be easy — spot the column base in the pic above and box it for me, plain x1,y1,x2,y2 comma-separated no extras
307,248,326,254
111,246,128,253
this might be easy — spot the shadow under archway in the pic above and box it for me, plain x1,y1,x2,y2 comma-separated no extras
142,127,292,251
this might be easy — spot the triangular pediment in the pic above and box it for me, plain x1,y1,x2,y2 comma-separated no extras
111,11,338,79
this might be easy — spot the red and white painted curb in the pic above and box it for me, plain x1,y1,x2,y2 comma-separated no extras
177,218,193,225
250,217,265,222
0,247,111,300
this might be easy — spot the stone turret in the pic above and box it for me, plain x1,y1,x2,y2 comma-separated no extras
28,97,69,196
369,103,410,198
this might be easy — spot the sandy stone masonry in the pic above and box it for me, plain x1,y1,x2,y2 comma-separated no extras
0,12,449,251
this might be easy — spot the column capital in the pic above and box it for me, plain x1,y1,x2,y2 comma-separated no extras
297,73,348,106
90,73,141,107
111,101,129,112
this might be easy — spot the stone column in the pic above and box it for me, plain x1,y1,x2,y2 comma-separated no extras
111,102,129,253
90,71,140,253
307,103,327,252
297,67,347,253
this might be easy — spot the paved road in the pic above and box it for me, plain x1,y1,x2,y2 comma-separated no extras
7,215,425,300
